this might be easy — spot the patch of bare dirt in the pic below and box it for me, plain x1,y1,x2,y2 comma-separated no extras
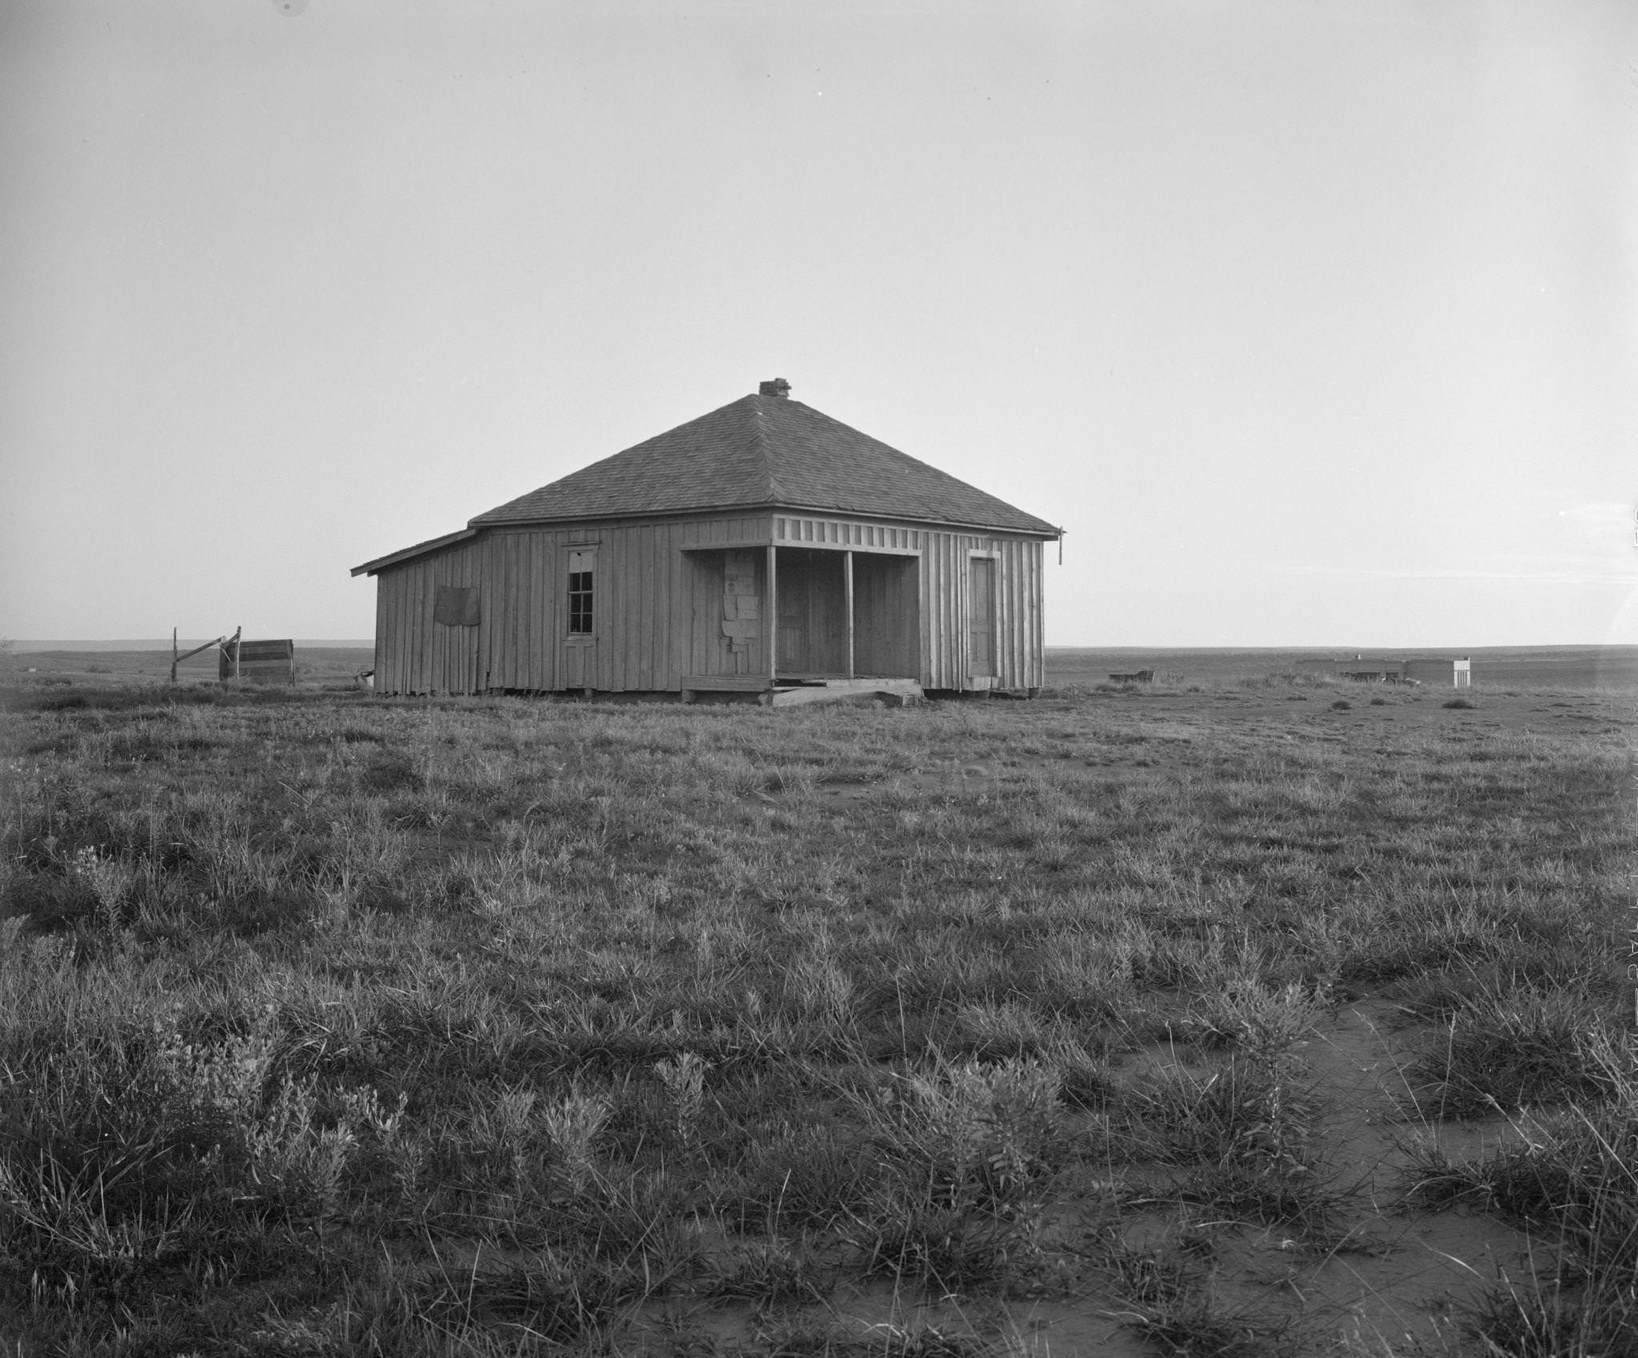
1293,1001,1546,1352
1092,1000,1549,1354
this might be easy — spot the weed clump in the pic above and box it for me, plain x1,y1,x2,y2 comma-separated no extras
834,1057,1065,1292
1403,984,1618,1118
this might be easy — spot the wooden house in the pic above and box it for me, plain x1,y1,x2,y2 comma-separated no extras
351,380,1059,701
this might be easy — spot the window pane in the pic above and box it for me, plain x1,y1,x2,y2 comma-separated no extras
567,552,594,635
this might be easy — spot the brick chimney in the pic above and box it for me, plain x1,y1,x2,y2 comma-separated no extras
758,378,791,398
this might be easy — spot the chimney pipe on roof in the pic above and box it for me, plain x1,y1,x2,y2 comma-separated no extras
758,378,791,398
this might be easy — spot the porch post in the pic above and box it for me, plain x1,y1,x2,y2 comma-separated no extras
844,550,855,678
767,544,778,685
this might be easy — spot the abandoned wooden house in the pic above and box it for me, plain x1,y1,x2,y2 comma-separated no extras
351,380,1060,702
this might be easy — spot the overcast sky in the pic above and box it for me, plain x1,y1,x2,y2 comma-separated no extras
3,0,1634,647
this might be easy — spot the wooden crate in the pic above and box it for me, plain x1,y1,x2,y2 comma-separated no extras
220,639,295,684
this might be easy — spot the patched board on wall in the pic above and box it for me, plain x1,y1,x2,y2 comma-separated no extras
433,586,481,627
721,550,760,673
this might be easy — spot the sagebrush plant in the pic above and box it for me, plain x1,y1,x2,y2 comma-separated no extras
538,1085,610,1196
0,675,1630,1355
654,1049,712,1148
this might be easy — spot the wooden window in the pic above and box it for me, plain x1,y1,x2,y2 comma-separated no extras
567,548,595,635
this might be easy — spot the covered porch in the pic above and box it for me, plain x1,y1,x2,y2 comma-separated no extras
680,543,922,702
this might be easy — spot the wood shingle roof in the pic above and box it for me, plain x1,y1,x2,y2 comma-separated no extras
467,391,1058,536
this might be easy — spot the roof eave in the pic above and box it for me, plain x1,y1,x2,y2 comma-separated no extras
470,502,1059,539
350,527,479,577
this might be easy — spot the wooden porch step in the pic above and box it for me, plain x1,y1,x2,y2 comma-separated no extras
679,675,924,708
768,677,924,708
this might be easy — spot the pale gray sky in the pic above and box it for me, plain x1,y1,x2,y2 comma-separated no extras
3,0,1634,646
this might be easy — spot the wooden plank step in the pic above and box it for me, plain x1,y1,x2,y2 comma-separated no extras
769,677,924,708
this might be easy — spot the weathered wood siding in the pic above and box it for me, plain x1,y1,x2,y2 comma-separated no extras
373,514,769,694
372,537,487,695
370,511,1046,695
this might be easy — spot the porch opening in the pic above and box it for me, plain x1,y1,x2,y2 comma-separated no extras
775,547,920,680
681,545,920,690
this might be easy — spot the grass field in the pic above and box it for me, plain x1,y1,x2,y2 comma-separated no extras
0,653,1633,1355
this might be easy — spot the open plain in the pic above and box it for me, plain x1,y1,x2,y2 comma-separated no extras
0,648,1633,1355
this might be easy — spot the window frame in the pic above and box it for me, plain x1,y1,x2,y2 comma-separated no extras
565,545,597,641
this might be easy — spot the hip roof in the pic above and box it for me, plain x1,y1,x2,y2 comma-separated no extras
468,391,1058,536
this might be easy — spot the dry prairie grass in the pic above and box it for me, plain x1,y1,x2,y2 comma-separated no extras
0,672,1631,1356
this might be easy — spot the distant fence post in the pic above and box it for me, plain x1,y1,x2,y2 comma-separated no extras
171,627,231,684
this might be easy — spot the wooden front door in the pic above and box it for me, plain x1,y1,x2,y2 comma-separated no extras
561,546,597,690
775,549,847,675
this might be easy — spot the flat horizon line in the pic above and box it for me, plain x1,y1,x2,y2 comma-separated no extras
6,638,377,653
1048,643,1638,654
7,639,1635,655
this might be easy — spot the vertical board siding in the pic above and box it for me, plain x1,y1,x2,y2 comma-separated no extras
688,552,724,676
911,531,1036,691
370,512,1045,695
373,540,484,694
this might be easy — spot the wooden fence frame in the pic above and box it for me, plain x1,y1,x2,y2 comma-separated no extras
170,626,240,683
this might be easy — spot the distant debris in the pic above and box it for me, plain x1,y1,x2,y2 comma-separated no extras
1297,655,1472,687
1413,657,1472,688
171,627,296,684
221,637,295,685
